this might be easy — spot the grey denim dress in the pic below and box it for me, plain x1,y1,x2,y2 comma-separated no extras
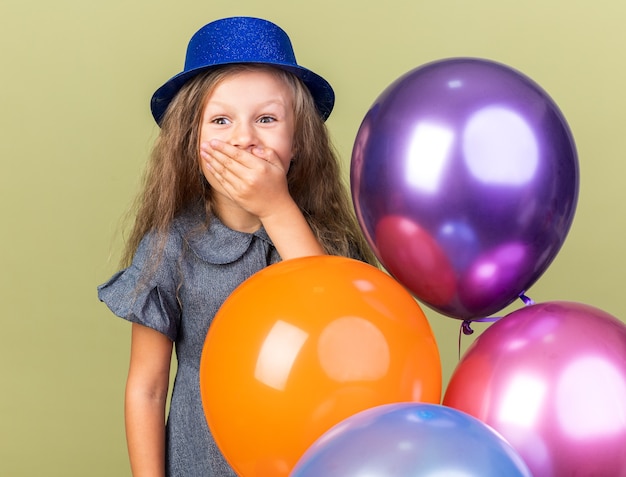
98,206,280,476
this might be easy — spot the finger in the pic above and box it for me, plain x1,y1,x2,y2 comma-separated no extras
201,147,242,182
210,163,246,201
207,139,252,167
205,149,257,194
248,147,289,177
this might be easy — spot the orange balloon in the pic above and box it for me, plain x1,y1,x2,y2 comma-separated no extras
200,256,441,476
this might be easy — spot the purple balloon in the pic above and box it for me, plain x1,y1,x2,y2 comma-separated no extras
291,403,532,476
351,58,578,319
444,301,626,477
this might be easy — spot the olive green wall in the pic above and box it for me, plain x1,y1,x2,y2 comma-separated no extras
2,0,625,474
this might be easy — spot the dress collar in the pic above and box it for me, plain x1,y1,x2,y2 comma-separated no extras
173,207,273,265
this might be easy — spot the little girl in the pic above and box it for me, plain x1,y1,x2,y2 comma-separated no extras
98,16,376,477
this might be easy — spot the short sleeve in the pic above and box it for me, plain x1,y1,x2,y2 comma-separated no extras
97,232,182,341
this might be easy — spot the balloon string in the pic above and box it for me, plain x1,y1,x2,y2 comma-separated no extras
457,292,535,360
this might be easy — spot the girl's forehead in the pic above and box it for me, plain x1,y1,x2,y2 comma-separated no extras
207,68,296,102
217,66,294,87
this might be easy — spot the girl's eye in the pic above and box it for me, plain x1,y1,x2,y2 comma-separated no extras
258,116,276,124
212,117,230,125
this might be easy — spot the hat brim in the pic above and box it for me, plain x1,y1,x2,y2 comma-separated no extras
150,61,335,125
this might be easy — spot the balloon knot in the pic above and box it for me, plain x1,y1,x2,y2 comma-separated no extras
519,292,535,306
462,320,475,336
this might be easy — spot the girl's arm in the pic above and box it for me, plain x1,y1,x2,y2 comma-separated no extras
125,323,173,477
258,199,325,260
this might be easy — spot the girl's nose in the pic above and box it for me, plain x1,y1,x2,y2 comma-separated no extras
230,122,257,151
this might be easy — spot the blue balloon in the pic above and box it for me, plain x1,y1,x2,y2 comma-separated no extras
291,403,532,477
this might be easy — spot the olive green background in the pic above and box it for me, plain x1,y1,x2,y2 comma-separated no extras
2,0,625,475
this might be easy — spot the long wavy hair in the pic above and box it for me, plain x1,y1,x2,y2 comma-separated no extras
121,64,376,267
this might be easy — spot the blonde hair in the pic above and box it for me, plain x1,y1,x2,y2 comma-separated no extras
122,64,376,267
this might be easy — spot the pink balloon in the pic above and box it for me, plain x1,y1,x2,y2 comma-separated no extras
444,301,626,477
